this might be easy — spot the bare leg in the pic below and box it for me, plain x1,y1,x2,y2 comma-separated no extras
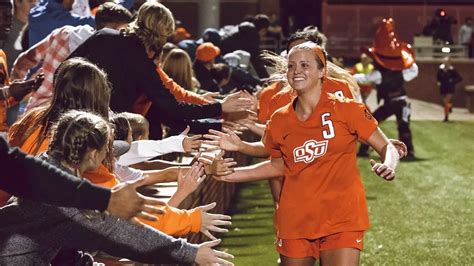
320,248,360,266
443,93,453,121
281,255,316,266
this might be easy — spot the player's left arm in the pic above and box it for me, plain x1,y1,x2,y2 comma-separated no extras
365,128,400,181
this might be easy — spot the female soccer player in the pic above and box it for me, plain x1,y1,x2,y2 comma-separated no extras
216,42,399,265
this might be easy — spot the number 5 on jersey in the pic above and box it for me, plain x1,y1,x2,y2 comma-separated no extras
321,113,335,139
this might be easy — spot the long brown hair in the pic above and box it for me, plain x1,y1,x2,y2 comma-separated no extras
9,58,112,167
162,48,195,91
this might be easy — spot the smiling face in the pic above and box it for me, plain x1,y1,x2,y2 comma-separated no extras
287,48,324,94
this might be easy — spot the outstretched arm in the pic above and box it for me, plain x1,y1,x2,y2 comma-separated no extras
366,128,400,181
214,158,284,183
204,128,270,157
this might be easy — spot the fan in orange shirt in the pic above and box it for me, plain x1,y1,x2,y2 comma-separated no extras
215,42,400,265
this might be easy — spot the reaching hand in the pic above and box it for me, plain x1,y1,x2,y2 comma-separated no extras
388,139,408,159
195,239,234,265
204,128,243,152
176,163,206,196
202,91,220,102
240,90,258,112
197,202,232,240
8,74,45,101
202,150,237,176
222,120,248,135
220,91,253,113
181,126,203,153
370,159,395,181
107,178,166,221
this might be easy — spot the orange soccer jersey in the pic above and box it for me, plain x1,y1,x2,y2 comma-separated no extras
263,88,378,240
266,78,354,123
258,81,284,123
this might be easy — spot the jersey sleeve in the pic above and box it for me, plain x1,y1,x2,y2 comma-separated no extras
262,119,282,158
341,101,378,142
258,82,282,123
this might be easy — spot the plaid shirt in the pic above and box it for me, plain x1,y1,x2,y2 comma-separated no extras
11,25,94,109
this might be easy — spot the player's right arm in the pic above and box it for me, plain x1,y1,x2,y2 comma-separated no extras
213,159,283,183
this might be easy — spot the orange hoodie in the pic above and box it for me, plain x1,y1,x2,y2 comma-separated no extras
83,166,202,236
5,124,202,236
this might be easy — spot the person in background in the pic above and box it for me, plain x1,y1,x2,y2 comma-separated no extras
1,0,37,72
458,17,473,57
437,56,462,122
354,18,418,159
160,42,177,63
222,50,263,94
178,27,222,62
193,42,221,93
0,2,44,135
1,0,37,125
220,14,270,78
170,26,191,44
28,0,133,47
267,13,284,41
352,53,374,105
69,2,251,132
162,48,199,92
12,2,133,110
211,63,231,90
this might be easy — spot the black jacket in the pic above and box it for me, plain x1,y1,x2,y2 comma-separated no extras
220,22,269,78
69,29,222,122
0,137,110,211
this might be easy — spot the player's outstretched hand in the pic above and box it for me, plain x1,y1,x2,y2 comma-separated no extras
370,159,395,181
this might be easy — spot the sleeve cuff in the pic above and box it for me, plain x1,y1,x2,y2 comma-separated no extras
189,207,202,233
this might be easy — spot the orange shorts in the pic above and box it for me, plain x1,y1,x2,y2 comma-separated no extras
276,231,364,259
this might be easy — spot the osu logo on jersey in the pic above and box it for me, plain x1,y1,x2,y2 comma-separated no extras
293,139,328,164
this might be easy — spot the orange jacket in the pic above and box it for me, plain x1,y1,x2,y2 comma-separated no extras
83,166,202,236
5,123,202,236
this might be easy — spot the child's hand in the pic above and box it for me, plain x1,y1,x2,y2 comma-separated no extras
180,126,202,153
203,128,243,152
176,163,206,196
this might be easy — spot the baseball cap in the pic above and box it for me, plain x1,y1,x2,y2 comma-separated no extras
113,140,131,157
175,27,191,39
196,42,221,62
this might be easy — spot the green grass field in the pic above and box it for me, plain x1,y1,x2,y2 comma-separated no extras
219,121,474,265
